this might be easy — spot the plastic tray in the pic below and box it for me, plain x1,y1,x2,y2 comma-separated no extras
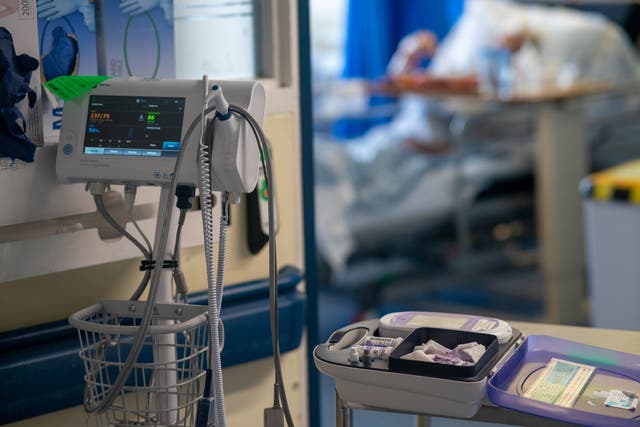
488,335,640,427
389,327,498,379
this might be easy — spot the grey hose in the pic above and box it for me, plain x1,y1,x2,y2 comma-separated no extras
173,210,189,302
229,105,295,427
93,194,152,301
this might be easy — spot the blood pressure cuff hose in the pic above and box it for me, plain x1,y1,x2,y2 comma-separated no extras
0,27,39,162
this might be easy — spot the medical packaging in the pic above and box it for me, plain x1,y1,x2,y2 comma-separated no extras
96,1,175,79
37,0,98,143
389,327,497,378
316,314,640,426
0,0,43,154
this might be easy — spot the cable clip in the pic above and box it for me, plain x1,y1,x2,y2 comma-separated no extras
139,259,179,271
221,191,231,225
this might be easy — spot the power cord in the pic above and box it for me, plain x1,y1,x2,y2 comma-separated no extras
173,185,195,303
188,100,294,427
228,105,296,427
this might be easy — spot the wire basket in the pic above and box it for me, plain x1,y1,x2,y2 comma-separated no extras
69,300,209,427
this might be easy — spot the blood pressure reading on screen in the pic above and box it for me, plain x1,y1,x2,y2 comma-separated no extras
83,95,186,158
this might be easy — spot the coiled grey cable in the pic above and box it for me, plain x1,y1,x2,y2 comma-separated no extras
196,101,292,426
197,77,228,427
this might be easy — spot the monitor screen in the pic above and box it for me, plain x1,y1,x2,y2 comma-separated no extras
83,95,186,157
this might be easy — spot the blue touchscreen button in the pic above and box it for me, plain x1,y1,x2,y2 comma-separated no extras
163,141,180,151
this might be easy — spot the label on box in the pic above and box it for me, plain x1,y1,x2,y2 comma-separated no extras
605,390,639,410
523,358,595,408
17,0,36,19
38,3,99,143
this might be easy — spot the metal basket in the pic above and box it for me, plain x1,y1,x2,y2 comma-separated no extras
69,300,209,427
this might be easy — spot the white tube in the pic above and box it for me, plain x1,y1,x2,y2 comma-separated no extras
152,187,179,425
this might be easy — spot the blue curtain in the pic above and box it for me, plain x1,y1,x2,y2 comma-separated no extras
334,0,464,139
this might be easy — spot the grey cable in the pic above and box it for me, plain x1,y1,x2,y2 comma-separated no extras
200,104,290,425
85,79,210,414
215,193,231,313
229,105,295,427
173,210,189,302
173,210,187,266
130,270,152,301
87,98,289,423
88,93,285,420
93,195,152,301
133,218,153,256
94,195,151,259
131,218,153,300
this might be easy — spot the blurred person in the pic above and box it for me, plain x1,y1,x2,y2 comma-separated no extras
371,0,640,153
391,0,639,86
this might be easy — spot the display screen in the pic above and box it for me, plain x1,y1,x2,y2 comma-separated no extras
83,95,186,157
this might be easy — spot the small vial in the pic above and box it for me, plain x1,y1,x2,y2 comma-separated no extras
362,336,403,348
353,345,395,360
348,347,360,363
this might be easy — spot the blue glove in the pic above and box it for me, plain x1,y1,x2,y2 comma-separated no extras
41,26,78,81
119,0,159,16
0,28,38,162
78,0,95,32
37,0,81,20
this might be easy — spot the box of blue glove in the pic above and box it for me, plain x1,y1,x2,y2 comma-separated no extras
37,0,98,143
0,0,44,158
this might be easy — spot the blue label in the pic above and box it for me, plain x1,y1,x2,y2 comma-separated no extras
142,150,162,157
84,147,105,155
162,141,180,151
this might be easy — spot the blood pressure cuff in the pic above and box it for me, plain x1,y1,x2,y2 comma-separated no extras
0,27,38,162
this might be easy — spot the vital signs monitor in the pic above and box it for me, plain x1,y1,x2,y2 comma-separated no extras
56,78,265,186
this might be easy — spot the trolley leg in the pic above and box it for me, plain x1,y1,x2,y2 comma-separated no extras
336,389,353,427
450,114,473,255
535,103,587,324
